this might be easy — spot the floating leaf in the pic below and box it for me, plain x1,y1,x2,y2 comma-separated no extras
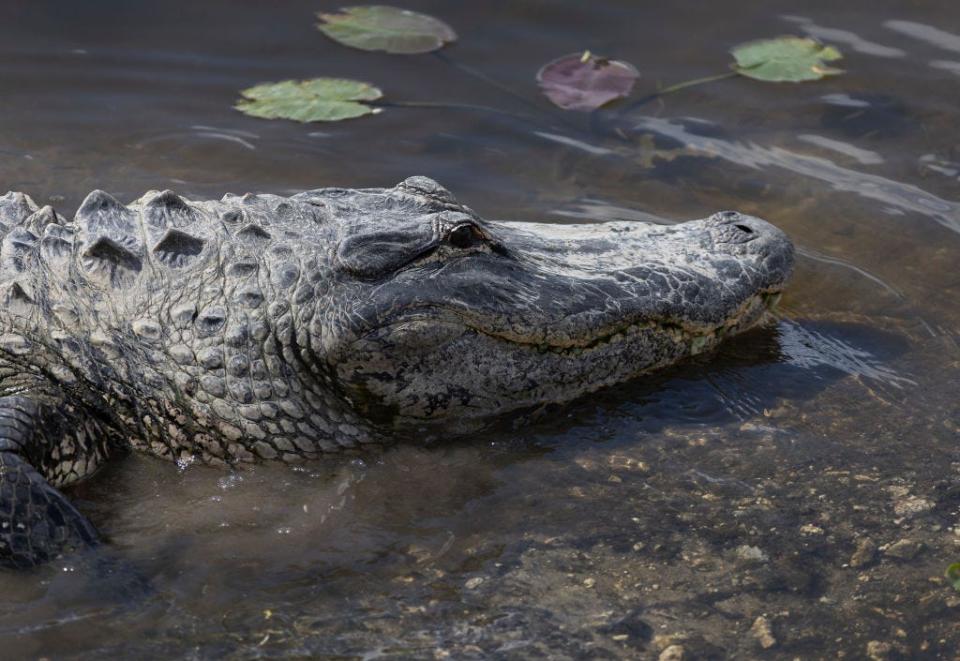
537,52,640,112
235,78,382,123
316,5,456,54
731,36,843,82
947,563,960,592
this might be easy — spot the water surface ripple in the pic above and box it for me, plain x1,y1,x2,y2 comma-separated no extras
0,0,958,658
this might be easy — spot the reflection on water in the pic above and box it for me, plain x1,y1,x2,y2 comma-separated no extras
629,115,960,236
784,15,907,58
775,319,913,386
796,134,883,165
0,0,959,657
885,20,960,53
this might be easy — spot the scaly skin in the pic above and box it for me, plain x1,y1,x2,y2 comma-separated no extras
0,176,793,566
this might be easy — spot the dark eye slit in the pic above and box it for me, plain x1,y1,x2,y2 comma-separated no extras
397,227,509,274
447,224,486,250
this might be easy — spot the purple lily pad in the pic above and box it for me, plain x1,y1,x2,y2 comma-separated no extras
537,52,640,112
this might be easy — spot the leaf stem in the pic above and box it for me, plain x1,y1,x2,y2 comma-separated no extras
613,70,740,119
654,71,739,96
371,99,540,123
430,51,583,133
431,51,545,115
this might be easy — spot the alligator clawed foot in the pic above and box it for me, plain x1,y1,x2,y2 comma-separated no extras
0,452,99,569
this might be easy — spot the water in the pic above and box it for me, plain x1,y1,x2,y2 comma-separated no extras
1,0,959,657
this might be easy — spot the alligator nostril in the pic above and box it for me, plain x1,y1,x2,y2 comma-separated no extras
734,223,754,234
718,211,739,220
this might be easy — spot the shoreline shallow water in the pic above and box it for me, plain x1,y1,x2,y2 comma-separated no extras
0,0,958,657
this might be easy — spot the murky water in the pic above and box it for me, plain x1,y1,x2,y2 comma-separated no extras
1,0,959,657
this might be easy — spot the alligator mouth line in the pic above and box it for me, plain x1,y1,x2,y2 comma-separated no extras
370,287,784,355
474,288,782,356
390,288,784,425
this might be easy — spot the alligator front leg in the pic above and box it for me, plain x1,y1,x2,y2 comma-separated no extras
0,395,101,568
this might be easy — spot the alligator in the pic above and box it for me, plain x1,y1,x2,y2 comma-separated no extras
0,176,793,567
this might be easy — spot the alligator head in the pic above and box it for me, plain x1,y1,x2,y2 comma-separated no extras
299,176,794,434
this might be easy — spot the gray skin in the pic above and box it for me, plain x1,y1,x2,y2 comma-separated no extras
0,176,793,567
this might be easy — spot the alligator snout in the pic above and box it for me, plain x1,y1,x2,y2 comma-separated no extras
705,211,795,293
710,210,788,245
711,210,767,241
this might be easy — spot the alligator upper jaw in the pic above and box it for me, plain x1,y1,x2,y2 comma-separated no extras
346,212,794,359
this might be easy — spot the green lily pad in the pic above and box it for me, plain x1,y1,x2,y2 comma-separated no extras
731,36,843,82
316,5,456,54
947,563,960,592
235,78,383,122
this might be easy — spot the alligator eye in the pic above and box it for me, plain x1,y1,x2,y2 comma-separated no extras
447,224,485,250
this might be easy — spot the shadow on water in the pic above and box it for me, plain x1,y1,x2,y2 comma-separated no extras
506,316,913,450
